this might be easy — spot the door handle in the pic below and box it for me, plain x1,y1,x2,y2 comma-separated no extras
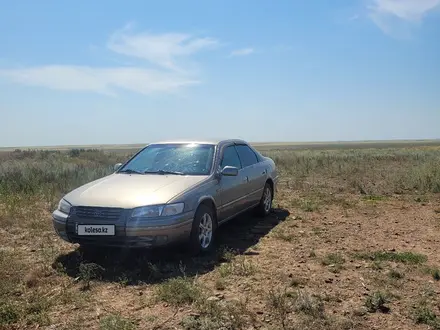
243,176,249,182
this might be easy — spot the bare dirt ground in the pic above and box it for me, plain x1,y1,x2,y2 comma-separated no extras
41,193,440,330
1,146,440,330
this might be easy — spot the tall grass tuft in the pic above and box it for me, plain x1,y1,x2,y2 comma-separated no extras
262,148,440,195
0,150,131,219
0,150,129,198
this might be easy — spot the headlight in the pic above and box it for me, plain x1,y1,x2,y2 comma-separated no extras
131,203,184,218
58,199,72,214
162,203,185,216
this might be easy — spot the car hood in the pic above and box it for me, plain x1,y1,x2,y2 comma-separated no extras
63,173,208,208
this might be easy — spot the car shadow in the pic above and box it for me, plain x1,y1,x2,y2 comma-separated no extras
52,208,290,286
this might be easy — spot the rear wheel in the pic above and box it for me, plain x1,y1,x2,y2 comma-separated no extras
188,204,217,255
256,182,273,217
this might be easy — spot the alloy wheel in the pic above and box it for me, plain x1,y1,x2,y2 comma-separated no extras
263,187,272,213
199,213,213,249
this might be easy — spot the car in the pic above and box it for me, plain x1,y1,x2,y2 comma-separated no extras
52,139,278,254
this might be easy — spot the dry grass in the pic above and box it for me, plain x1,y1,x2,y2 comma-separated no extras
354,251,428,264
1,146,440,329
154,276,204,306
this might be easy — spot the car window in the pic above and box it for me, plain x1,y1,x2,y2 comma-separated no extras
221,145,242,169
235,144,258,168
119,143,215,175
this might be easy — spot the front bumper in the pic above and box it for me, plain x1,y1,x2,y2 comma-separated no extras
52,209,194,248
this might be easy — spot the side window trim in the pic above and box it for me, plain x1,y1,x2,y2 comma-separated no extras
233,145,244,169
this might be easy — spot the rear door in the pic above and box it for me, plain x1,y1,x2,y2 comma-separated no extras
217,144,249,221
235,144,266,206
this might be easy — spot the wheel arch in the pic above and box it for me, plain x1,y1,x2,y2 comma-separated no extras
266,178,274,195
196,196,218,223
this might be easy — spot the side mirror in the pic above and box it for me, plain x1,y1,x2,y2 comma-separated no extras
221,166,239,177
114,163,123,171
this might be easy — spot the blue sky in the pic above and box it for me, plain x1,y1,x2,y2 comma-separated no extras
1,0,439,147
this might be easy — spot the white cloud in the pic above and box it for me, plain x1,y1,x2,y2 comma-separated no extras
0,65,198,96
108,24,219,71
368,0,440,36
0,24,218,96
370,0,440,21
229,48,255,57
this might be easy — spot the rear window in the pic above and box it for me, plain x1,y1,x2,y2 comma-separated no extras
235,144,258,168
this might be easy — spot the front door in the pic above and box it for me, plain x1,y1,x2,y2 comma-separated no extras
217,144,249,221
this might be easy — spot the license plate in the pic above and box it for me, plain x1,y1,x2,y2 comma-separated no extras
77,224,115,236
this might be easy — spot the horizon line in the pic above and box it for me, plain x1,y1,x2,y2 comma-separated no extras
2,138,440,150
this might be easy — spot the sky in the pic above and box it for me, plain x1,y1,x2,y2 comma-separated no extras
0,0,439,147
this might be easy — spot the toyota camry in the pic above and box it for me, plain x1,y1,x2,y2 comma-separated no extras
52,139,278,254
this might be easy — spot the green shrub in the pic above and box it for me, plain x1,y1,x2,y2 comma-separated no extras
355,251,427,264
0,302,20,325
365,291,389,313
79,263,105,290
155,277,203,306
100,314,135,330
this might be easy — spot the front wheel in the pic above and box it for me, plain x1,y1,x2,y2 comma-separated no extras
256,182,273,217
188,204,217,255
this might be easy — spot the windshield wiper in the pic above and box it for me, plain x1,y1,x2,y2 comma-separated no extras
118,169,144,174
144,170,185,175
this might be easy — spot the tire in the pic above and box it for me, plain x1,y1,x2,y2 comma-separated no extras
188,204,217,255
256,182,273,217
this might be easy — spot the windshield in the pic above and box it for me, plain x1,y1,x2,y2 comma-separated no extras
118,143,215,175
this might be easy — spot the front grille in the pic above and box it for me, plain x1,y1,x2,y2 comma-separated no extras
72,206,123,220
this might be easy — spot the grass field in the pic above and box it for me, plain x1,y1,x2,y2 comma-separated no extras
1,139,440,152
1,144,440,329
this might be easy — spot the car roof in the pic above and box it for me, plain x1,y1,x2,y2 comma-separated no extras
149,139,249,146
